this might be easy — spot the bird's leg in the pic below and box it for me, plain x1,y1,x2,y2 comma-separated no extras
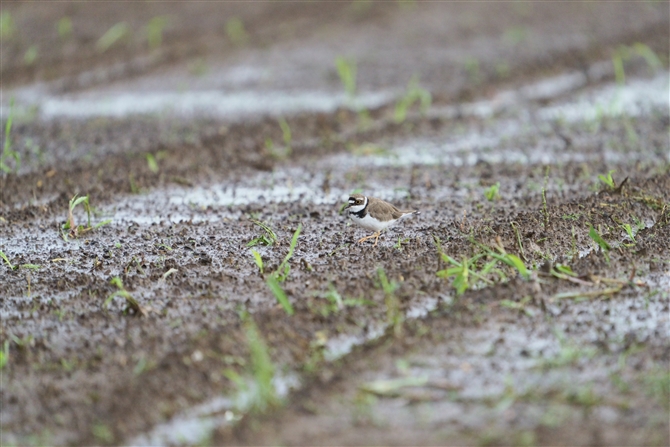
357,231,381,245
373,232,381,246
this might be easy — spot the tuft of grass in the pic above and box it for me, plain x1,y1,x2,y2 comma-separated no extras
251,249,264,274
104,276,144,315
312,285,374,317
146,16,168,50
247,219,278,247
0,12,15,39
62,194,111,240
57,17,72,39
336,56,357,98
226,17,248,46
598,170,616,189
267,276,293,315
0,340,9,369
91,422,114,444
484,182,501,202
225,316,279,414
377,267,402,336
1,98,21,174
0,250,16,270
588,224,611,252
146,153,159,173
24,45,38,66
394,75,432,123
612,43,663,86
272,224,302,283
96,22,130,53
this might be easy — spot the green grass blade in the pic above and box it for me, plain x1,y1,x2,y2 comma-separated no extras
267,276,294,315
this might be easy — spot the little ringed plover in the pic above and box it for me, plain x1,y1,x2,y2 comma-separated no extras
344,194,419,246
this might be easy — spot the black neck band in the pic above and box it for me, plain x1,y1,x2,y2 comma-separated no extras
350,200,368,219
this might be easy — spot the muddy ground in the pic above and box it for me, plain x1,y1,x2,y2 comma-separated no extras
1,2,669,446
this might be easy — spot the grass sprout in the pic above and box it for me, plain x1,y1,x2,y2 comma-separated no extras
62,194,111,240
394,75,431,123
226,17,248,46
598,170,616,189
1,98,21,174
336,56,357,98
267,276,293,315
24,45,38,66
104,276,144,315
251,249,264,274
96,22,130,53
272,224,302,282
146,16,168,50
484,182,501,201
377,267,402,336
247,219,278,247
0,340,8,369
225,316,279,415
0,250,16,270
1,12,15,39
57,17,73,39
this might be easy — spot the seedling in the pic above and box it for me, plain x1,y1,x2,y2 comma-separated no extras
0,340,9,369
597,170,616,189
621,223,636,243
484,182,501,201
0,12,15,39
1,98,21,174
272,224,302,282
146,16,168,50
251,249,264,274
377,267,402,336
335,56,357,98
265,118,292,159
57,17,73,39
146,153,159,173
267,276,293,315
588,224,611,251
225,316,279,414
24,45,38,65
96,22,130,53
104,276,144,315
0,250,16,270
247,219,278,247
394,75,432,123
312,284,374,316
226,17,248,46
62,194,111,239
393,236,409,250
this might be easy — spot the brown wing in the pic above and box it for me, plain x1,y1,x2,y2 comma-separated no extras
367,198,415,221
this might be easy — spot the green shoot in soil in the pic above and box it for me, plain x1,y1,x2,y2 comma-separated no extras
226,17,248,46
312,285,374,317
1,98,21,174
0,340,9,369
62,194,111,240
104,276,143,315
598,170,616,189
0,250,16,270
1,12,15,39
394,75,432,123
146,153,159,173
378,267,402,336
267,276,294,315
24,45,38,66
57,17,72,39
146,16,168,50
96,22,130,53
247,219,278,247
588,224,611,251
336,56,357,98
251,249,264,274
225,316,279,414
484,182,501,201
272,224,302,282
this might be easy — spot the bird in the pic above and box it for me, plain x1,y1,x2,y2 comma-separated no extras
344,194,419,246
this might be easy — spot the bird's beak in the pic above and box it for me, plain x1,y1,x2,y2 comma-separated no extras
344,202,352,209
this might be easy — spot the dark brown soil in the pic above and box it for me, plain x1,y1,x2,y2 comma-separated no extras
1,2,669,446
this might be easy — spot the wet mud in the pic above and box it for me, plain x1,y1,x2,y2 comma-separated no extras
1,2,669,446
